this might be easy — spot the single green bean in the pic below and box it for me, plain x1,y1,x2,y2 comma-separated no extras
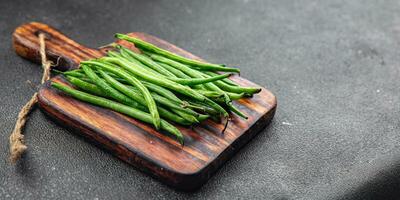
51,82,183,144
200,70,261,94
115,33,240,73
227,92,246,100
212,79,261,94
202,71,239,86
182,100,220,116
172,73,233,86
64,70,86,78
197,114,209,122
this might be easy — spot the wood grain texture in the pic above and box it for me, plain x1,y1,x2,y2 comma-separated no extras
12,22,277,191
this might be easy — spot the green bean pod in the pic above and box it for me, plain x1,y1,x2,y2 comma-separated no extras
202,71,239,86
171,73,233,86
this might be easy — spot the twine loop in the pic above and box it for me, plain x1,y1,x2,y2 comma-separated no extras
9,33,52,163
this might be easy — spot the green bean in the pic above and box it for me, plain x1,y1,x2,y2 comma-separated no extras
82,64,161,130
212,79,261,94
172,73,233,86
51,82,183,144
115,33,240,73
92,58,228,117
227,92,246,100
182,101,220,116
197,114,209,122
52,69,64,75
200,70,260,94
228,103,248,119
202,71,239,86
64,70,86,78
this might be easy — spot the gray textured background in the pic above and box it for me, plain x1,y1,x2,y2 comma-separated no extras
1,0,400,199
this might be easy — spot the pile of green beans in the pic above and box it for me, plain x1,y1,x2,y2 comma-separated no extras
51,34,261,144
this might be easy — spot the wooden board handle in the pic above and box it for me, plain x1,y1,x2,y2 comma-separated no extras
12,22,102,71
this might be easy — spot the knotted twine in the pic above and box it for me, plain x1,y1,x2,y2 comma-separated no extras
9,33,52,163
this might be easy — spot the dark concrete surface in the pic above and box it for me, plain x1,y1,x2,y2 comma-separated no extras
1,0,400,199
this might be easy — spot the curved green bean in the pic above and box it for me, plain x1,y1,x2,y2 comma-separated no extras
202,71,239,86
172,73,233,86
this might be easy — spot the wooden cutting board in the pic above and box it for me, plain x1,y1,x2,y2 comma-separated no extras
12,22,277,191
